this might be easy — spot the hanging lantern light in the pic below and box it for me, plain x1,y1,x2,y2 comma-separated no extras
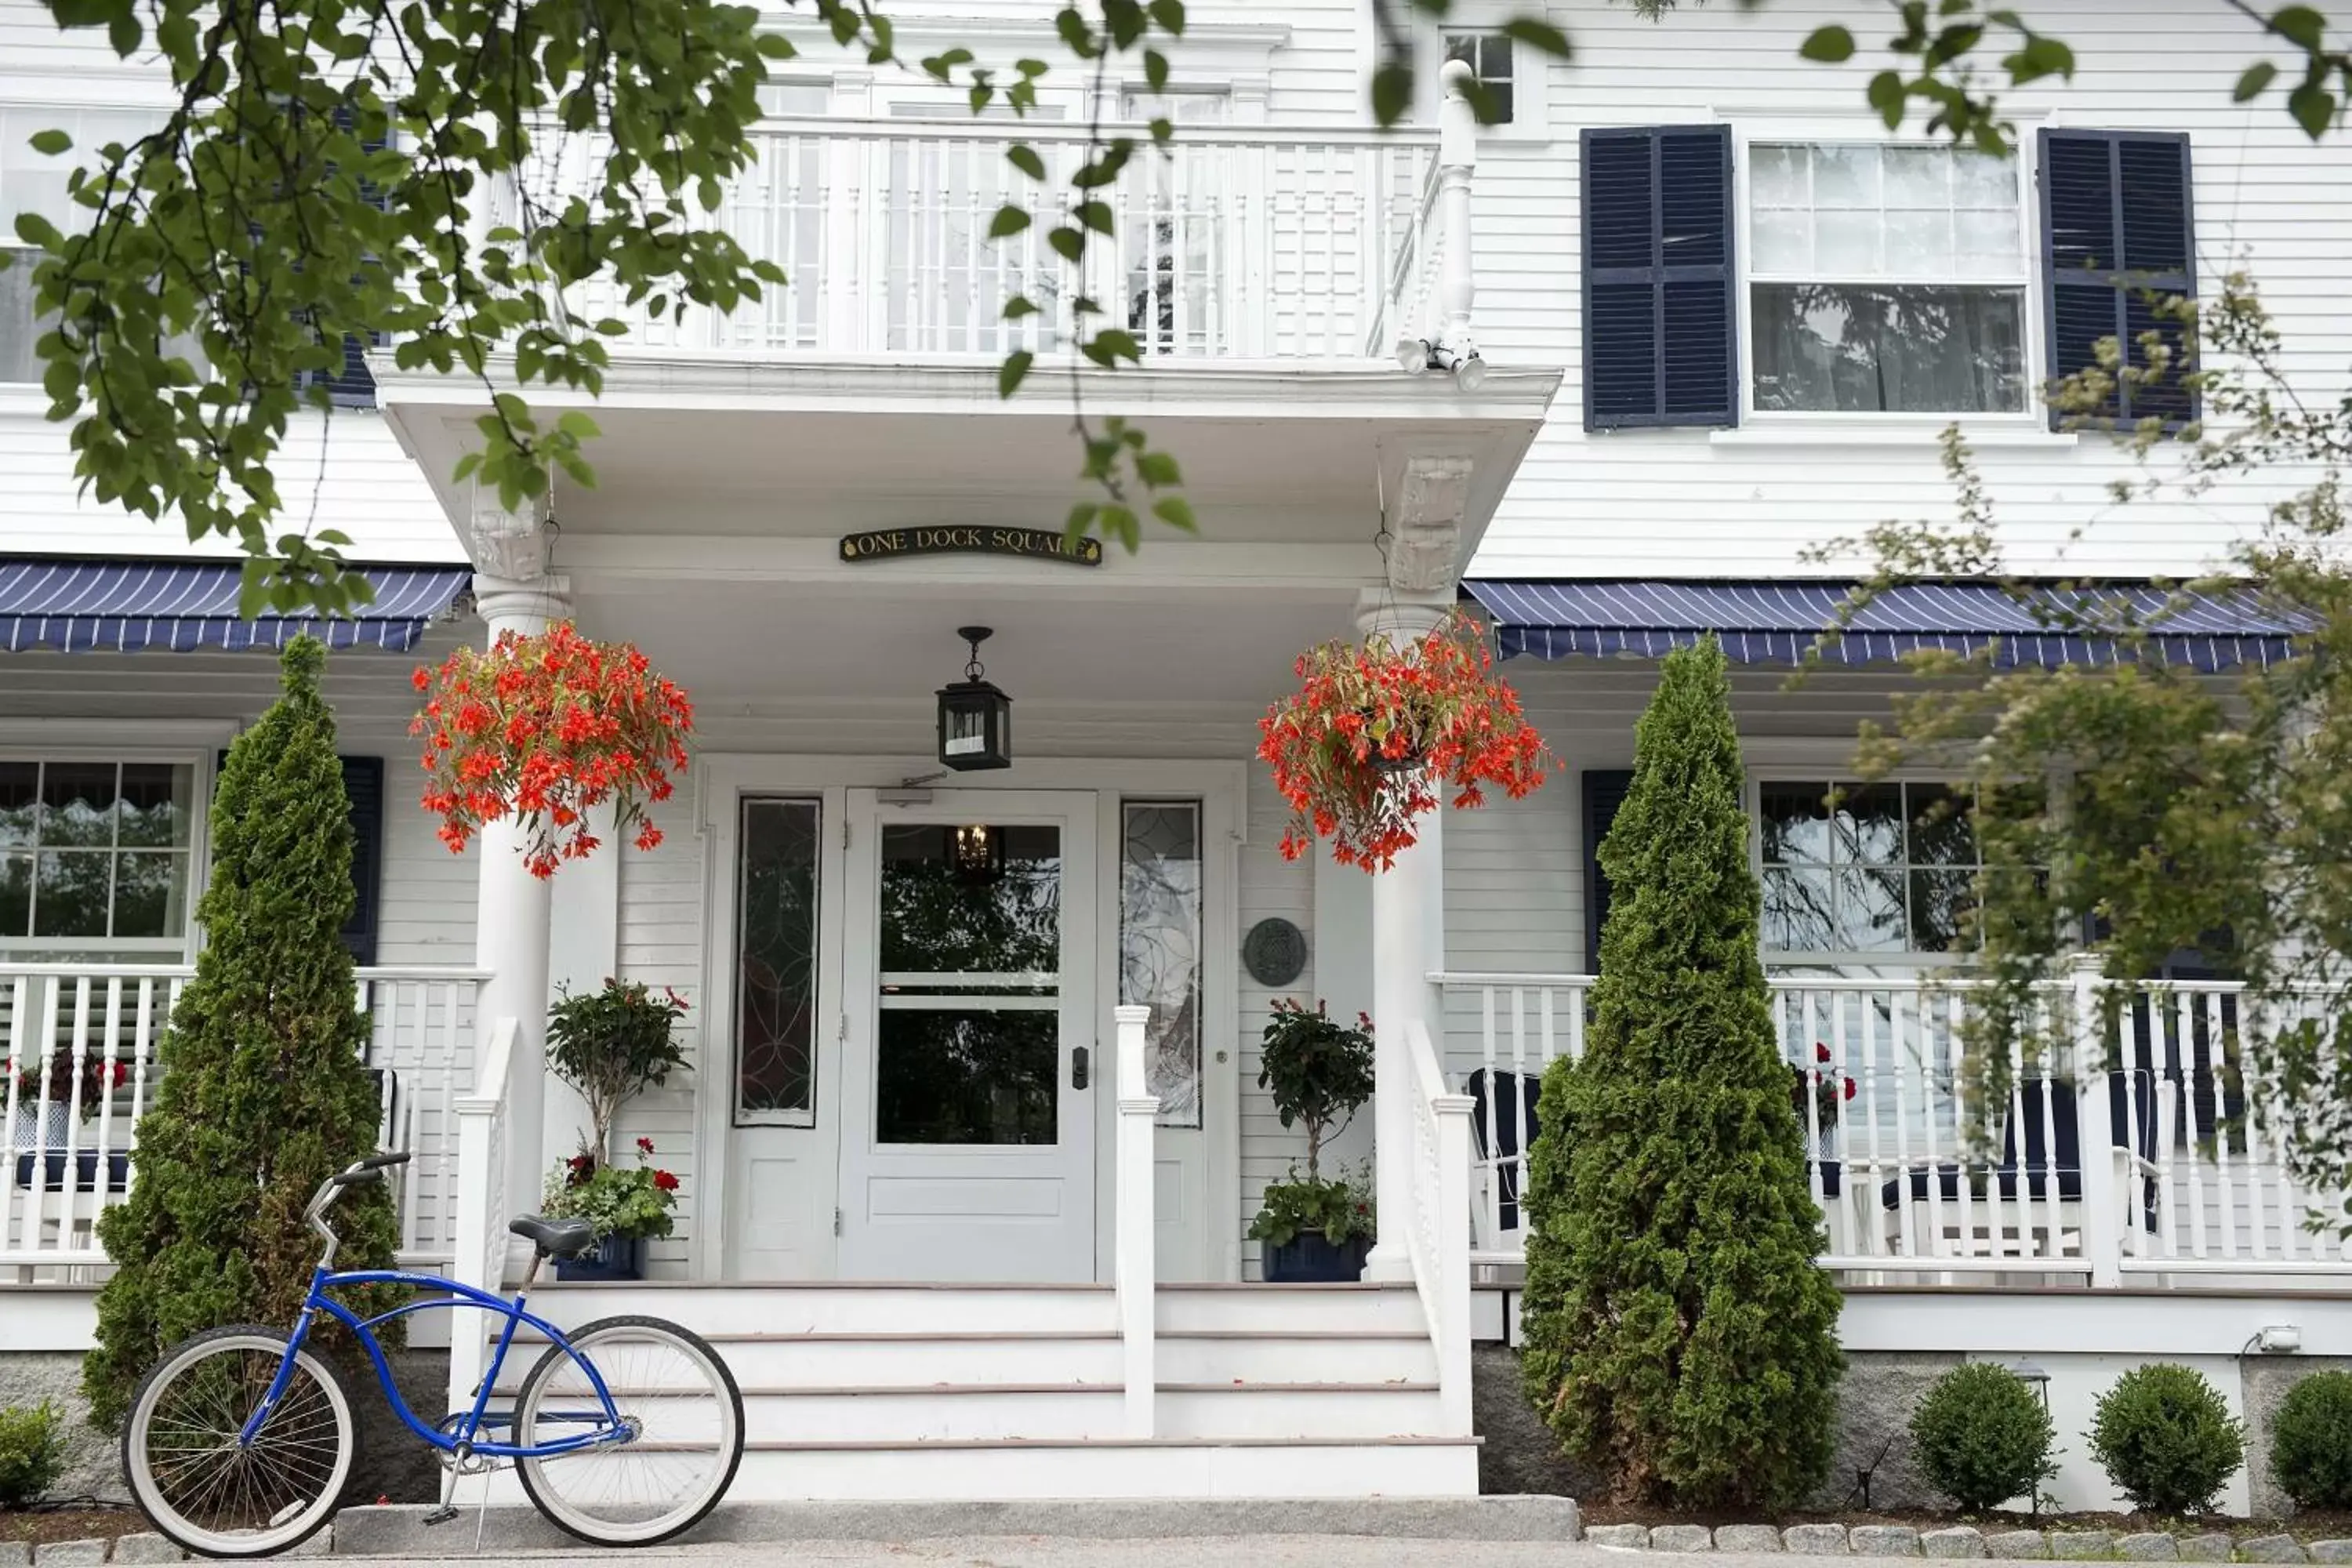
937,626,1012,771
950,822,1006,885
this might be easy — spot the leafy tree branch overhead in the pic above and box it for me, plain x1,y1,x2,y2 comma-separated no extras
10,0,2351,615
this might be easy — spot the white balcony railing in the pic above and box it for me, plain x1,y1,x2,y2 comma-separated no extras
530,119,1438,364
1,962,485,1281
1436,966,2352,1287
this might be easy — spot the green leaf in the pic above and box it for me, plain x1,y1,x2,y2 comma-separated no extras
1047,227,1086,263
1798,24,1856,63
1145,49,1169,91
998,349,1034,398
1370,62,1414,129
13,212,61,249
1076,200,1114,235
27,129,71,156
2288,80,2338,138
1002,294,1040,321
1501,17,1573,57
2236,60,2281,101
1136,450,1181,487
1867,70,1908,128
1147,0,1186,33
2003,34,2074,84
1152,495,1198,533
988,205,1033,239
1065,501,1099,539
2271,3,2326,49
1006,143,1047,180
556,409,601,439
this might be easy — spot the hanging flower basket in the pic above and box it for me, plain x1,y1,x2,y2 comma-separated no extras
1258,608,1554,872
412,622,695,879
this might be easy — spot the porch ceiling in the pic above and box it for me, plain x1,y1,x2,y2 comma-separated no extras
376,357,1562,554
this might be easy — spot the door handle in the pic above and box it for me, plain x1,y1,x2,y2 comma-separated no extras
1073,1046,1090,1091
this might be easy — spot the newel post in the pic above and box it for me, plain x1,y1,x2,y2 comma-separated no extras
2071,952,2123,1288
1433,1085,1477,1433
1114,1004,1158,1437
1435,56,1477,353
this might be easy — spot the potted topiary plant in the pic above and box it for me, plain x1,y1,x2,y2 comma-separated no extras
545,978,692,1160
539,1137,682,1281
1247,999,1377,1282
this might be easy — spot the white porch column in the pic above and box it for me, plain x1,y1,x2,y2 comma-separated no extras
545,804,620,1163
1358,590,1452,1283
469,568,572,1232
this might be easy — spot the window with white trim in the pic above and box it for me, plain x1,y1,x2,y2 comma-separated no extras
1757,779,1988,959
1443,32,1515,125
0,760,196,953
1746,141,2029,415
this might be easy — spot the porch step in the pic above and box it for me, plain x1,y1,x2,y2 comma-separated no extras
1155,1281,1425,1334
524,1281,1116,1336
480,1436,1482,1502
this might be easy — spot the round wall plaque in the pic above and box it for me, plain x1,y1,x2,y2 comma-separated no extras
1243,918,1308,989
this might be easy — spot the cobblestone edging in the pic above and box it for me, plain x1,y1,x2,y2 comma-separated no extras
1577,1525,2352,1563
0,1527,332,1564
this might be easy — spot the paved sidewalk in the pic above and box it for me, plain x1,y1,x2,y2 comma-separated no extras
332,1540,1926,1568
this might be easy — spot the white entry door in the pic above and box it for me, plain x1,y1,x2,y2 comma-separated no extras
837,789,1098,1282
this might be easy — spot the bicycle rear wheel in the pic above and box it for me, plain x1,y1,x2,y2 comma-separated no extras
122,1325,355,1559
510,1314,743,1547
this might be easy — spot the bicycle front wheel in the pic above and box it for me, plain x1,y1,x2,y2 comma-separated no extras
122,1325,356,1559
511,1314,743,1547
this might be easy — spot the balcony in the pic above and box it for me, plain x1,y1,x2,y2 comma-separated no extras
544,117,1441,364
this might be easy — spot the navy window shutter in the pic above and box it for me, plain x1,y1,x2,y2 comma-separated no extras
1581,768,1635,975
308,103,386,409
211,750,384,963
1581,125,1737,431
2038,129,2197,432
342,757,386,967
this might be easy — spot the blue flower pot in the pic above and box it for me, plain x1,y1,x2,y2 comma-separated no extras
1261,1229,1372,1283
554,1234,645,1282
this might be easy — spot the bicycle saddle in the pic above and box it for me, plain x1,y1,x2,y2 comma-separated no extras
509,1214,598,1259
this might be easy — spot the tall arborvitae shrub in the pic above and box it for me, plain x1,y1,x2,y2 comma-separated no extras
1519,636,1843,1508
85,636,401,1429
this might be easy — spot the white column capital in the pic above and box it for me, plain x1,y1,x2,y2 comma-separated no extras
465,488,554,581
471,573,572,632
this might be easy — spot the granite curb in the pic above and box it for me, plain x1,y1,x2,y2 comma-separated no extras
5,1526,332,1563
1575,1526,2352,1563
325,1497,1587,1555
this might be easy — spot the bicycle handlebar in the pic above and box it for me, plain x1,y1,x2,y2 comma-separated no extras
304,1152,412,1261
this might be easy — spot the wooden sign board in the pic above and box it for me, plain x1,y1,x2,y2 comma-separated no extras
839,527,1103,567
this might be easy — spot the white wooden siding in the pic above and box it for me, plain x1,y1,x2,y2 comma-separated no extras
1465,0,2352,580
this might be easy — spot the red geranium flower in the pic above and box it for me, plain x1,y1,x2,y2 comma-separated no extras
652,1170,680,1192
637,1136,655,1155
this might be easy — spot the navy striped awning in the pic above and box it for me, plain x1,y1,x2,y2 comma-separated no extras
1464,579,2307,673
0,558,472,654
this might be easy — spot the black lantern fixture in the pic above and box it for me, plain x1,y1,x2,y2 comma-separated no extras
937,626,1013,771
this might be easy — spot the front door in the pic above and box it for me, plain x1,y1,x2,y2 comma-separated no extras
837,789,1098,1281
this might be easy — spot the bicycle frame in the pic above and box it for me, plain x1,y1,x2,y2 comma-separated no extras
235,1266,630,1462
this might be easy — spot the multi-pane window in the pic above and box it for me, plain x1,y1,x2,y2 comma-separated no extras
1748,142,2028,414
1443,32,1515,125
1,107,169,383
1119,801,1203,1128
0,761,194,950
1759,781,1982,956
1118,93,1230,358
734,798,820,1124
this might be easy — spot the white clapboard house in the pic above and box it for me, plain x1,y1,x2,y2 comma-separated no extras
2,0,2350,1512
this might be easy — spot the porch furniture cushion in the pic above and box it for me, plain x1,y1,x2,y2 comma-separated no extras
0,557,472,654
1465,579,2303,672
13,1149,132,1193
1465,1069,1542,1230
509,1214,598,1259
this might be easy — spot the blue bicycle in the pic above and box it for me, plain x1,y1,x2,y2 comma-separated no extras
121,1152,744,1558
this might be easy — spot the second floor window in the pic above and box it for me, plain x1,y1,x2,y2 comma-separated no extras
1444,33,1515,125
1747,142,2029,416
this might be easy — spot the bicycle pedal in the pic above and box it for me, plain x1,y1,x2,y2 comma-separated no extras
420,1505,461,1527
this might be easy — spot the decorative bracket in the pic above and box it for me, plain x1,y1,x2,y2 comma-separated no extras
1386,455,1474,593
464,488,554,582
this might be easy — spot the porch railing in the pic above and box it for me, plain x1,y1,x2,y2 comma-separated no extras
446,1015,517,1418
0,962,486,1281
1402,1018,1475,1432
531,118,1436,364
1434,966,2352,1287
